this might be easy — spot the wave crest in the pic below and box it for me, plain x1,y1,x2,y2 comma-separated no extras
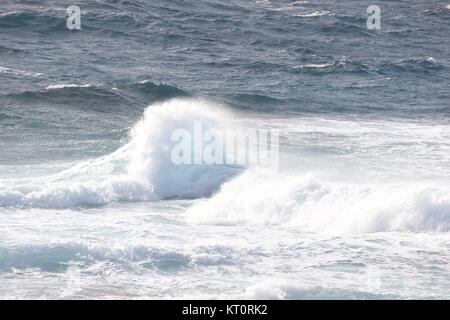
0,99,240,208
185,170,450,234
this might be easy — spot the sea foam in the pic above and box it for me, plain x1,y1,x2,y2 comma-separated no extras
185,169,450,234
0,99,241,208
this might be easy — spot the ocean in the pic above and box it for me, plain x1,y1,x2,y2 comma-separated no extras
1,0,450,299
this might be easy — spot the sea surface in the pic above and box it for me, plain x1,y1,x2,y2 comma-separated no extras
1,0,450,299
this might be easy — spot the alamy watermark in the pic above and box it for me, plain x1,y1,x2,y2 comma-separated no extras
67,5,81,30
170,121,280,170
66,5,381,32
367,5,381,30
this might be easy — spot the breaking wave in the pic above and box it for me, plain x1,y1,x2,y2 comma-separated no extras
2,96,450,234
0,99,241,208
4,81,187,106
186,169,450,234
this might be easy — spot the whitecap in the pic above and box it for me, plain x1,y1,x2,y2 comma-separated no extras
296,10,330,17
296,62,333,69
0,98,241,208
45,84,92,90
185,169,450,234
0,66,42,77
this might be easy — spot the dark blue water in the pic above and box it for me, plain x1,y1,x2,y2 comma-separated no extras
2,0,449,164
2,0,449,111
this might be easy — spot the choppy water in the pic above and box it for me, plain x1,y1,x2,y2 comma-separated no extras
1,0,450,299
